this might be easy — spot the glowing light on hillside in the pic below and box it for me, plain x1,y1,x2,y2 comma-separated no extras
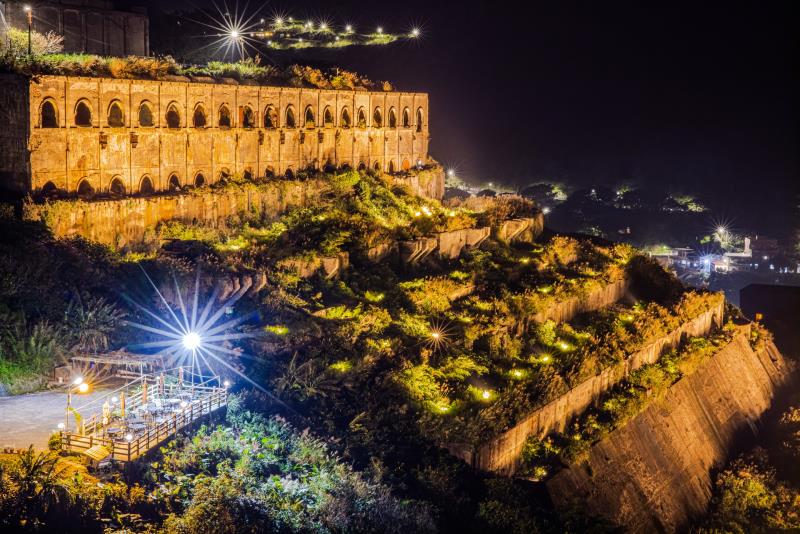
345,24,353,32
410,27,420,38
182,331,202,351
481,389,491,400
376,26,383,34
542,207,551,214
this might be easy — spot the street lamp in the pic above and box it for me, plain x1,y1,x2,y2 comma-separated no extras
65,376,90,433
23,5,32,56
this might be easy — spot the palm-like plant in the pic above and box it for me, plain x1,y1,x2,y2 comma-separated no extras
8,446,73,526
65,295,126,353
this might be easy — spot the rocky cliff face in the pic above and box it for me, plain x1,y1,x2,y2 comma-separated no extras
546,334,793,532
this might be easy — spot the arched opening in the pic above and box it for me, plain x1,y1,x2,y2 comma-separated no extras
75,100,92,127
416,108,423,132
388,108,397,128
357,162,367,172
138,102,154,127
402,108,410,128
193,105,207,128
323,107,333,127
77,179,94,197
109,177,125,196
166,104,181,129
373,161,381,172
357,108,367,128
194,173,205,187
218,105,231,128
401,158,411,171
40,181,58,196
340,162,352,172
304,106,315,128
285,106,296,128
265,166,275,178
218,168,231,182
341,108,351,128
388,160,395,174
40,100,58,128
243,168,253,181
264,106,277,128
168,174,181,191
139,175,154,194
284,168,295,179
323,160,336,173
241,106,256,128
107,101,124,127
373,107,383,128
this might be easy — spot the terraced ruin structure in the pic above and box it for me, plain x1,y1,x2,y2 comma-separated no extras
0,60,794,534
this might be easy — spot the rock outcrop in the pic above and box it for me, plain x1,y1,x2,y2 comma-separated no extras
546,333,793,532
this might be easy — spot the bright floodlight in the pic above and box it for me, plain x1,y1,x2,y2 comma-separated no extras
78,382,89,393
183,331,202,351
230,30,240,39
447,168,455,177
345,24,353,32
716,226,727,234
23,5,31,12
411,28,420,37
275,17,283,25
377,26,383,34
73,376,84,385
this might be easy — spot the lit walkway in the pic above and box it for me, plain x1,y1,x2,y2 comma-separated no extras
0,388,109,449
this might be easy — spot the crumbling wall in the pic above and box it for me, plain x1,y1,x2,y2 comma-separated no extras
546,335,793,532
22,180,324,248
451,298,725,474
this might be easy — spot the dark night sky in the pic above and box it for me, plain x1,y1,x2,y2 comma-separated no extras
140,0,798,236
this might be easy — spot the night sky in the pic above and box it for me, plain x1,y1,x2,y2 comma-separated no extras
140,0,797,236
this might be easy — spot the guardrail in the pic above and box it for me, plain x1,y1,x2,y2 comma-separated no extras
63,388,227,462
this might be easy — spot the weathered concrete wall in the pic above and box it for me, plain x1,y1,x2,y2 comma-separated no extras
0,75,30,192
546,334,793,533
2,74,432,197
1,1,149,56
452,298,725,474
495,216,544,244
22,180,323,248
530,277,631,325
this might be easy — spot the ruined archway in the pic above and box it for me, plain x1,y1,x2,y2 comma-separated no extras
166,104,181,129
388,108,397,128
218,105,231,128
241,106,256,128
40,181,58,196
194,173,206,187
77,179,94,197
402,108,410,128
373,107,383,128
340,108,351,128
109,177,126,196
107,101,124,127
40,100,58,128
168,174,181,191
304,106,316,128
416,108,423,132
357,108,367,128
285,106,296,128
323,106,333,127
284,168,295,179
193,105,207,128
264,106,278,128
265,166,275,178
388,160,395,174
75,100,92,127
138,102,154,127
139,175,155,194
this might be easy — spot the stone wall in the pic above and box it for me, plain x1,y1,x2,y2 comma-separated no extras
22,180,323,248
546,334,793,532
1,1,149,56
0,75,30,193
530,277,631,325
450,298,725,474
1,74,432,197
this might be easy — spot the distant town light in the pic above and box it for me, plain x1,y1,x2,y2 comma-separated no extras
345,24,353,32
542,207,551,214
320,22,328,31
447,168,455,177
275,17,283,25
410,28,420,37
377,26,383,34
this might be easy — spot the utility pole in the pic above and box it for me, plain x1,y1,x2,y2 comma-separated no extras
24,5,32,55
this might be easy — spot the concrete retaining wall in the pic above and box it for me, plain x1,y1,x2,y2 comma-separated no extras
451,298,725,474
546,334,792,532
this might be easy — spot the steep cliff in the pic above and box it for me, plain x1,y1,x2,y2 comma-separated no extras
546,333,793,532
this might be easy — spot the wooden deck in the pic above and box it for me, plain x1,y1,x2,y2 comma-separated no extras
61,376,227,463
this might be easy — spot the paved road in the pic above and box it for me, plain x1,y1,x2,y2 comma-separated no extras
0,389,110,449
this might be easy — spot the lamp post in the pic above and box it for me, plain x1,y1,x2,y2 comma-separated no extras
65,376,89,433
23,5,32,56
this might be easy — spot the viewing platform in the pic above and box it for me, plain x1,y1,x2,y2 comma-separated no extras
60,368,228,463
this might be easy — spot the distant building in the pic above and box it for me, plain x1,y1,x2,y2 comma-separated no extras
1,0,149,56
750,235,780,261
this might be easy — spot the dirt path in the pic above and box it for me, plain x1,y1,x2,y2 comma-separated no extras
0,389,110,449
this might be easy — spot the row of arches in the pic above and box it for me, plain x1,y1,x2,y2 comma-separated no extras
40,99,425,132
41,156,416,198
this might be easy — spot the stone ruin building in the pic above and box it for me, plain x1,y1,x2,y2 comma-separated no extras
0,73,431,196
